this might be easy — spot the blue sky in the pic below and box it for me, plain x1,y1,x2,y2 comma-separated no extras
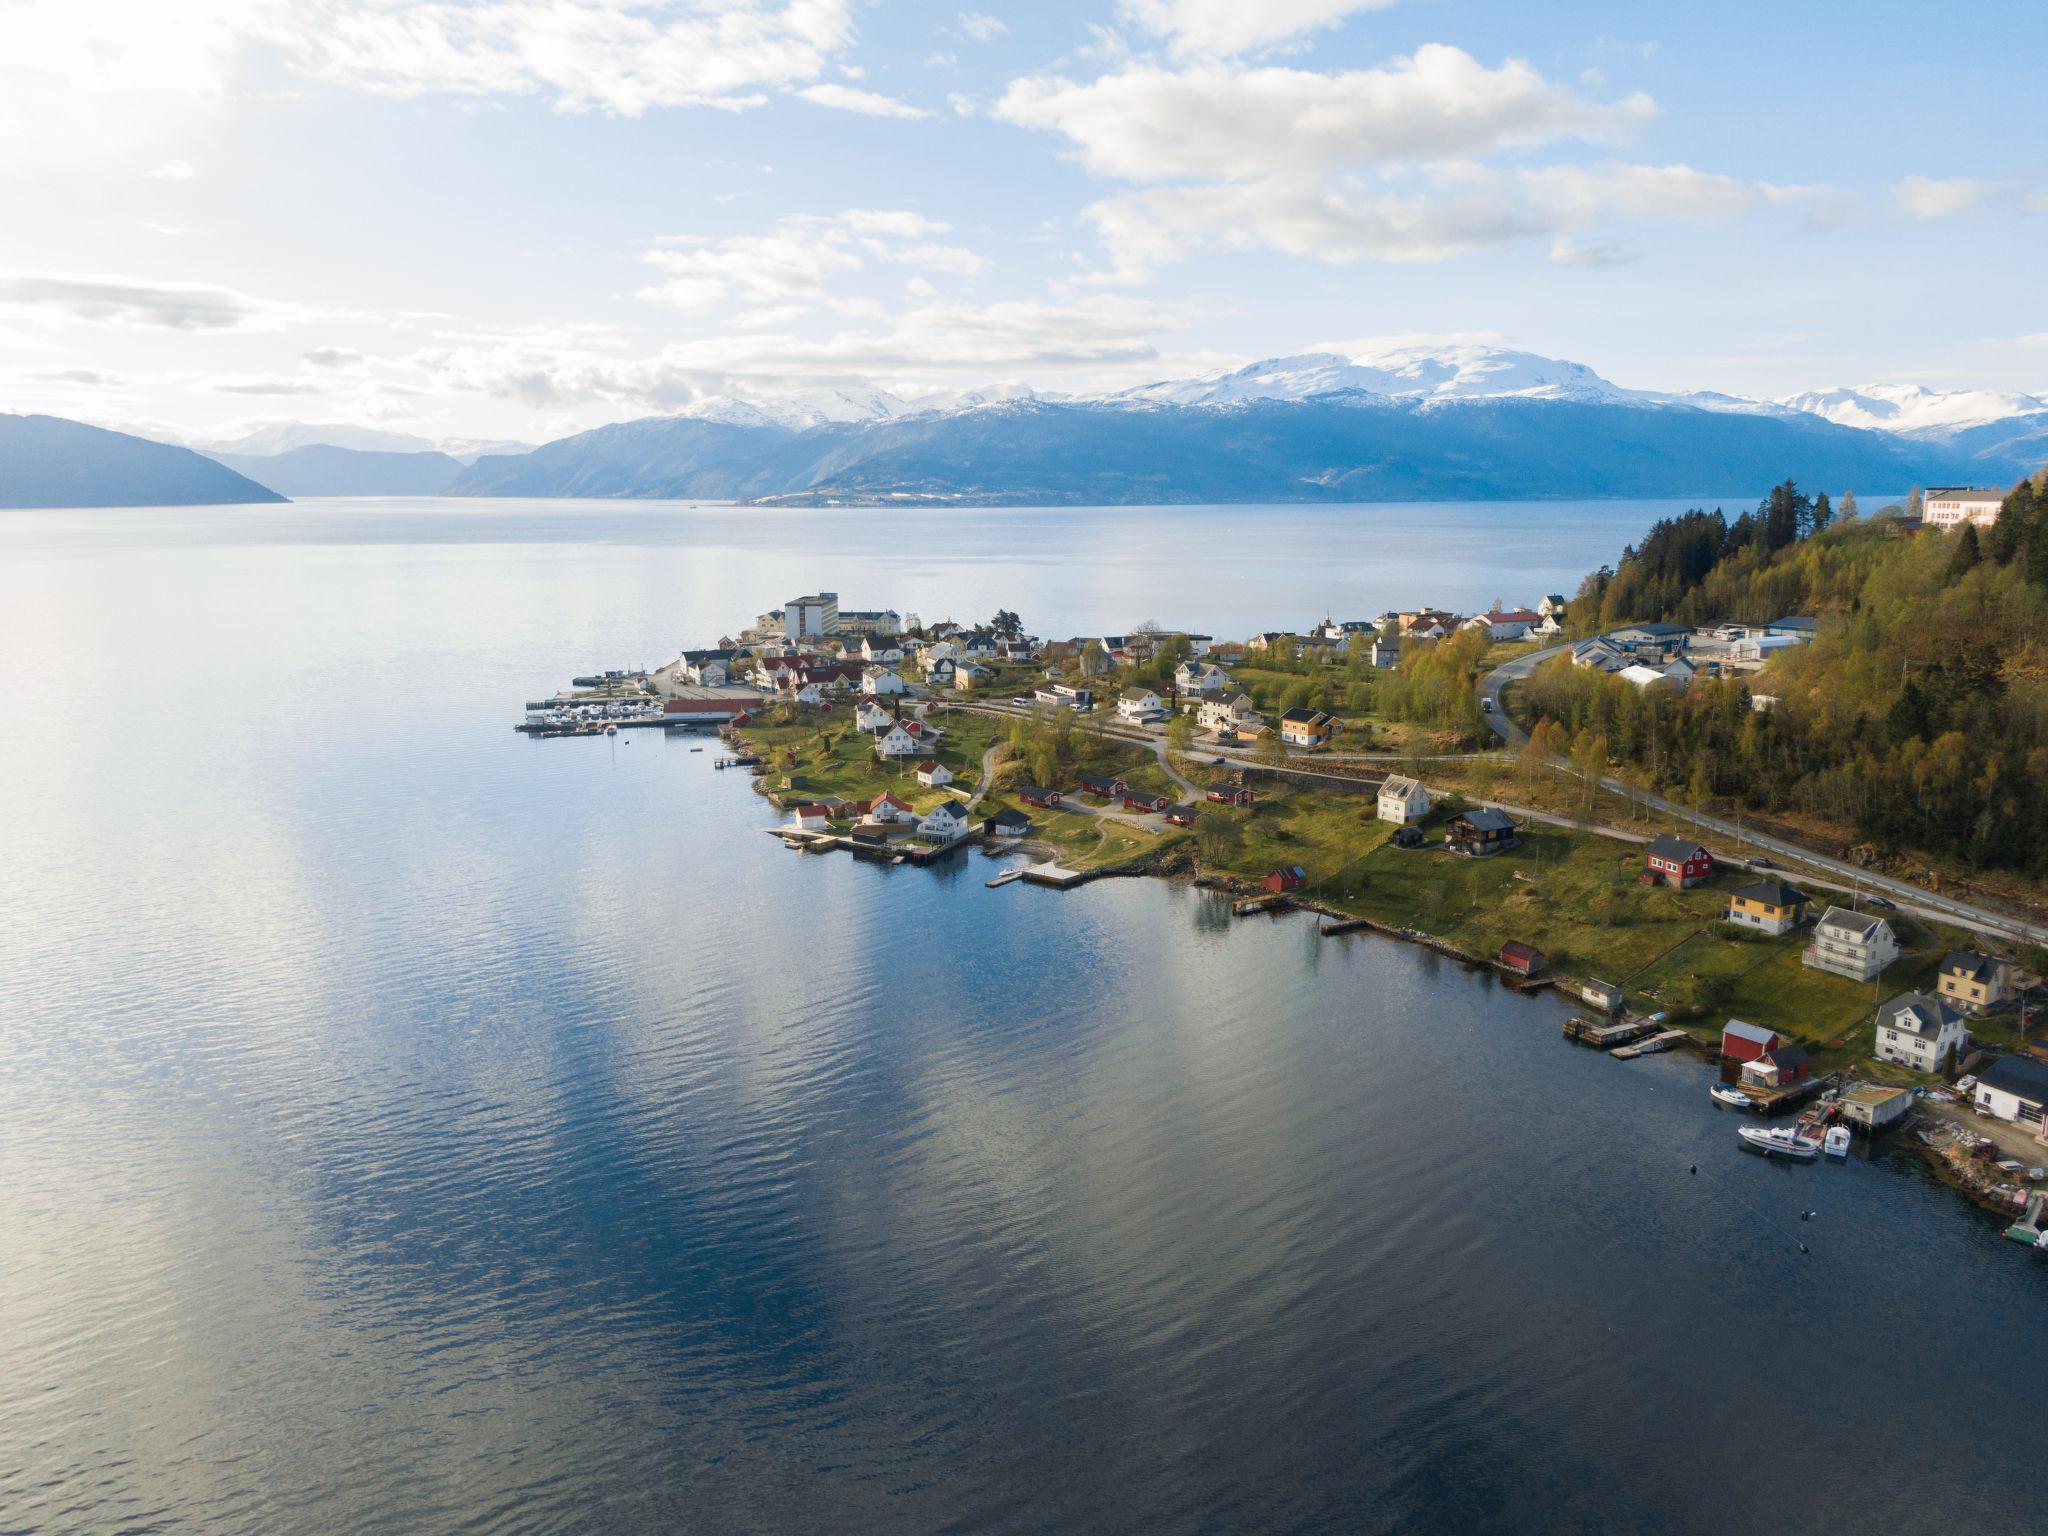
2,0,2044,444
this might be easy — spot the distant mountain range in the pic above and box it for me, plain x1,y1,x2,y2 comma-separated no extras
12,346,2048,507
0,414,284,509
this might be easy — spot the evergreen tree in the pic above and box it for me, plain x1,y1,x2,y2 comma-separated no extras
1809,491,1833,536
1944,523,1982,581
1838,490,1858,520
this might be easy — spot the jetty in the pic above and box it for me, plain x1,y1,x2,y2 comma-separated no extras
1561,1015,1659,1050
1611,1028,1690,1059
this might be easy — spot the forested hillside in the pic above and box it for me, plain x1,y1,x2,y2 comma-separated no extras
1523,474,2048,875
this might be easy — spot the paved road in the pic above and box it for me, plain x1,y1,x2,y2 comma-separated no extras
1479,641,2048,945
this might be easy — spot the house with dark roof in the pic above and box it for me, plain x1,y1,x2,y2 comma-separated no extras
1164,804,1199,827
1739,1042,1811,1090
1876,993,1968,1073
1016,785,1062,808
917,799,970,842
1644,834,1714,888
1937,951,2016,1014
1278,708,1336,748
1076,773,1126,799
983,806,1033,838
1973,1055,2048,1127
1447,807,1518,857
1727,879,1810,935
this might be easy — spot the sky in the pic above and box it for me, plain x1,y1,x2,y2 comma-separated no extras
2,0,2045,447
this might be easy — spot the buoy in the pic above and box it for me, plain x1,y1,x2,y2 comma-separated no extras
1798,1242,1808,1254
1800,1210,1811,1221
1689,1164,1697,1175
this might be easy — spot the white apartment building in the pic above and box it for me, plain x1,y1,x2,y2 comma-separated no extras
1924,488,2005,529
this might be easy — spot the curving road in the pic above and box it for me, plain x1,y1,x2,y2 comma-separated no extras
1479,641,2048,944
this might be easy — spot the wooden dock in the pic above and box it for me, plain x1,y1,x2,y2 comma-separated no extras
1611,1028,1689,1059
1562,1016,1659,1050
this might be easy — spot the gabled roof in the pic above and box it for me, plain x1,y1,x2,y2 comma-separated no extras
1380,774,1423,798
1121,686,1160,702
1941,951,2000,983
1816,905,1886,938
1980,1055,2048,1104
923,799,966,821
987,806,1032,828
1614,621,1691,637
1878,992,1964,1038
1764,1043,1810,1074
1454,807,1516,833
1646,834,1710,861
1723,1018,1777,1047
1730,879,1807,908
1280,708,1334,726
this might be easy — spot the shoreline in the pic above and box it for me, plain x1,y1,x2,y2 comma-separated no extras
730,743,2044,1248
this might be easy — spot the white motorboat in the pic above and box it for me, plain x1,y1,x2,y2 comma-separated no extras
1710,1083,1756,1110
1739,1125,1821,1162
1823,1126,1852,1159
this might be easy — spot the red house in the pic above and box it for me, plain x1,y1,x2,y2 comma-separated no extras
1260,866,1307,894
1721,1019,1781,1065
1017,785,1062,808
1077,774,1127,798
1123,791,1170,813
1644,834,1715,888
1498,941,1547,977
1207,786,1257,807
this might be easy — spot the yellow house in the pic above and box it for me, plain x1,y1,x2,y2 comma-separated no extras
1937,951,2015,1014
1727,878,1810,937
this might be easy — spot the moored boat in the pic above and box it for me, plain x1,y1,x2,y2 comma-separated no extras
1823,1125,1851,1159
1710,1083,1756,1111
1739,1125,1821,1161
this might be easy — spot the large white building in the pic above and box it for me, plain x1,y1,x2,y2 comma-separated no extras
1924,487,2005,529
783,592,839,639
1803,906,1899,982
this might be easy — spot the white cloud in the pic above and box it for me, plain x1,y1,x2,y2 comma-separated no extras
296,1,856,116
638,211,981,312
957,12,1009,42
205,374,333,395
303,346,367,368
148,158,199,180
1080,161,1853,276
793,82,931,118
1547,234,1634,268
994,46,1655,182
1118,0,1397,59
1891,174,2048,220
0,271,314,330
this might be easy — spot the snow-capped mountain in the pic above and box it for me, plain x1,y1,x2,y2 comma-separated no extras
194,421,534,463
1774,383,2048,436
1115,346,1642,408
677,385,920,432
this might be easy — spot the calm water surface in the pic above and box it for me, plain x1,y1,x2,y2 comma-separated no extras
1,499,2039,1535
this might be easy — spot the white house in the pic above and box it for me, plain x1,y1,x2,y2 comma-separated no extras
1118,687,1166,722
917,799,970,842
875,721,936,758
1973,1056,2048,1128
861,635,904,663
916,762,955,789
1175,661,1227,697
1377,775,1432,825
862,665,907,696
1368,636,1402,669
853,698,893,733
787,803,831,832
925,656,956,686
785,680,822,706
1462,609,1542,642
1924,487,2005,529
1875,993,1969,1074
1537,595,1569,619
1201,694,1262,735
961,633,998,659
920,641,959,668
1572,638,1629,673
863,792,915,824
1803,906,1899,982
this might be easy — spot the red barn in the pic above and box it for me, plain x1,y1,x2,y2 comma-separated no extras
1721,1019,1781,1064
1644,834,1715,888
1498,941,1547,977
1260,866,1307,894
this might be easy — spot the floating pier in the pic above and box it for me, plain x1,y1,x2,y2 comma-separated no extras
1562,1015,1659,1050
1611,1028,1690,1059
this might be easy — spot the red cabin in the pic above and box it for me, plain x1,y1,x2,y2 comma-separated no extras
1644,834,1715,888
1260,866,1307,894
1207,786,1257,808
1123,791,1169,813
1017,785,1062,808
1498,941,1547,977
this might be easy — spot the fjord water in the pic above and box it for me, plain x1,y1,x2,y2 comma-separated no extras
1,498,2039,1535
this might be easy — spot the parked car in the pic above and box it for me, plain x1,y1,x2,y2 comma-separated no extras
1750,856,1776,869
1867,895,1898,911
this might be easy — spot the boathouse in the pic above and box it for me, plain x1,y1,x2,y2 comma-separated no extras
1721,1019,1781,1065
1260,866,1307,894
984,807,1033,839
1498,942,1547,978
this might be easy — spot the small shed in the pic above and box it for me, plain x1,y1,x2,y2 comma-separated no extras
1579,979,1625,1013
1498,942,1547,978
1838,1083,1913,1131
1261,866,1307,894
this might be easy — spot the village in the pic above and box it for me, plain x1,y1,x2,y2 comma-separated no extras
519,574,2048,1245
